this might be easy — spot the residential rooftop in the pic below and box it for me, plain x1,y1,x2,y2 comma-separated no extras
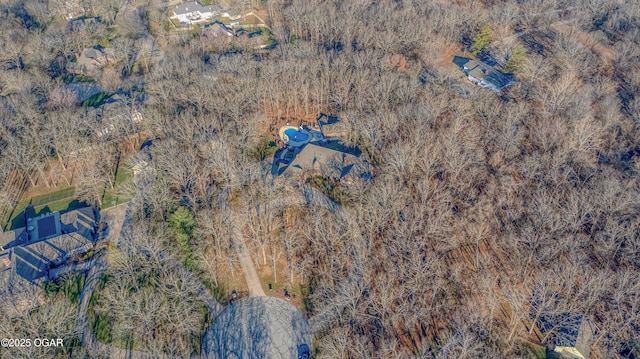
0,207,97,282
453,56,515,93
285,142,361,179
272,114,370,181
317,113,349,138
172,1,217,16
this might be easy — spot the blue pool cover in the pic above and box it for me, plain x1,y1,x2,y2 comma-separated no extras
284,128,309,142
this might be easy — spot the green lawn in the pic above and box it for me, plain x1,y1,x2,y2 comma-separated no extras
238,14,263,26
259,272,305,310
34,197,85,214
517,341,548,359
4,162,133,228
4,186,77,230
215,14,265,28
100,163,132,209
28,186,75,206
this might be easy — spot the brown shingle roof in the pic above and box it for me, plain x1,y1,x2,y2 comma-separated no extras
285,143,362,179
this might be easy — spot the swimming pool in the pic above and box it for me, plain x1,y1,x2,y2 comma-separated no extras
284,128,309,142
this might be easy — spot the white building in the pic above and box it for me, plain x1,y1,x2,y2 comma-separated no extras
171,1,217,24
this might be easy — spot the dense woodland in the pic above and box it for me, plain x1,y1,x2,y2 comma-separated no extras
1,0,640,357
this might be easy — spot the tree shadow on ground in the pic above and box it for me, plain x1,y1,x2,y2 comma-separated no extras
202,297,311,358
9,200,91,230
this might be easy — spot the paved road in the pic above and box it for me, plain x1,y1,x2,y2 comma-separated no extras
74,204,130,356
223,203,266,297
237,238,266,297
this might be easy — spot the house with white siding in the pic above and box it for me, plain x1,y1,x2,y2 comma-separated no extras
171,1,217,24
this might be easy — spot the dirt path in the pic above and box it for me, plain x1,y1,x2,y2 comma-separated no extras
222,184,336,299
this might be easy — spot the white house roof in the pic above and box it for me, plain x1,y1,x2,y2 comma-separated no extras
173,1,216,16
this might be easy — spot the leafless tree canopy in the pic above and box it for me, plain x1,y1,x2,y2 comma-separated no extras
0,0,640,357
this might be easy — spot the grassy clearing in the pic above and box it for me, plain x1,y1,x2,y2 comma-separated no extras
100,163,132,209
259,273,302,296
215,14,264,27
6,158,132,227
238,14,262,26
4,186,77,230
44,274,86,305
82,92,111,107
517,341,548,359
62,73,95,84
88,273,112,343
34,197,85,214
26,186,75,206
258,268,307,312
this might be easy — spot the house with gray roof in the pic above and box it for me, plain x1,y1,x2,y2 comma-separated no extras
92,94,145,138
453,56,515,93
69,16,101,32
283,143,362,180
203,22,234,39
272,114,370,182
0,208,97,283
317,113,349,138
0,257,43,310
67,47,115,77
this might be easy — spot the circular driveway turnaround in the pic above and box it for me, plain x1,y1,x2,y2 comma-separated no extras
202,296,312,359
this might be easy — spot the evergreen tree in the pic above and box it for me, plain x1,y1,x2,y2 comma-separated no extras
169,206,196,262
471,26,493,55
504,45,527,74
